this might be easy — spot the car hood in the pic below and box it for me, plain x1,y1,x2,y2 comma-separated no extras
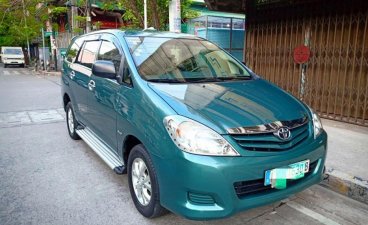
148,79,308,134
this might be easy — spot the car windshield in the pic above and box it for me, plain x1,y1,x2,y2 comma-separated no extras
125,36,252,83
4,49,23,55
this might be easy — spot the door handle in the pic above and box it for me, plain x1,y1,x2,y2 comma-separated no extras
69,71,75,79
88,80,96,91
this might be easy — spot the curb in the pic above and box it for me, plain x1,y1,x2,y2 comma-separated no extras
36,70,61,76
320,168,368,204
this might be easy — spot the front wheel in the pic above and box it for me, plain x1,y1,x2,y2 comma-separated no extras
128,144,167,218
66,102,80,140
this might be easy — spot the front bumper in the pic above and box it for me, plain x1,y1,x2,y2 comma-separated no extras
154,131,327,220
3,59,25,65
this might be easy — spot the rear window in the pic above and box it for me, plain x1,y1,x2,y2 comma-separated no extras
4,49,23,55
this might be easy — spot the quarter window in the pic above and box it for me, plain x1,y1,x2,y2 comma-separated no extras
122,60,132,85
66,38,83,63
98,41,121,72
77,41,100,68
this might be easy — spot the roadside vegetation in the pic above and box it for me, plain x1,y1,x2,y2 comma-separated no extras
0,0,199,47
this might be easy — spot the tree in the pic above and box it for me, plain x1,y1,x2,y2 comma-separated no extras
0,0,50,46
99,0,200,30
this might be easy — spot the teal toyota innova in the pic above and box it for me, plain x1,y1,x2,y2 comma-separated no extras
61,30,327,220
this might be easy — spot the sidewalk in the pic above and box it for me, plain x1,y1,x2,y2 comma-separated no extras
321,119,368,204
27,66,61,76
36,70,61,76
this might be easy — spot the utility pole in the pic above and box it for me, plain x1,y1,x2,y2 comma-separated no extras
21,0,31,62
71,0,74,33
169,0,181,32
41,28,46,71
144,0,147,29
86,0,91,33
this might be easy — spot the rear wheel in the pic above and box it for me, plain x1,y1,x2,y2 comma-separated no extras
128,144,167,218
66,102,80,140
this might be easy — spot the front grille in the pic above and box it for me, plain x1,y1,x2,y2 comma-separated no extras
233,160,318,198
231,122,310,152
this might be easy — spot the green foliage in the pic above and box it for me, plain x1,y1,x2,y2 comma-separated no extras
100,0,198,31
181,0,200,19
0,0,49,46
93,21,102,30
73,27,84,34
76,0,86,8
50,7,68,17
101,1,116,11
75,15,87,22
52,23,59,31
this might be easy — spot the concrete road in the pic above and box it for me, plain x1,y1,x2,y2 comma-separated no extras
1,65,367,225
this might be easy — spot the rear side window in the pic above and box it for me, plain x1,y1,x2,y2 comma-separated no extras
98,41,121,72
77,41,100,68
66,38,83,63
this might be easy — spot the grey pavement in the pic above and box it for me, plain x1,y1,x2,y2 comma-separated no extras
0,64,367,225
322,119,368,180
321,119,368,204
0,66,62,112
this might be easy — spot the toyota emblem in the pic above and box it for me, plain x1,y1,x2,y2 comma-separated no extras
275,127,291,140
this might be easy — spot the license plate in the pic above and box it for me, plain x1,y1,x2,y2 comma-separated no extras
264,160,310,189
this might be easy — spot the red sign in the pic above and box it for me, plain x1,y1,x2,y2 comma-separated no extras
293,45,311,64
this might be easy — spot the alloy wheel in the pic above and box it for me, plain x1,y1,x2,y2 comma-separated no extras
131,158,152,206
67,108,74,134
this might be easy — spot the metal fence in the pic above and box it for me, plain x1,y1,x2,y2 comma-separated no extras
245,6,368,126
186,16,245,61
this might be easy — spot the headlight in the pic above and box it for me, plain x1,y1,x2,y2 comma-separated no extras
163,115,240,156
310,108,323,139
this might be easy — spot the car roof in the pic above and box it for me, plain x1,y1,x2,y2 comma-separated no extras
79,29,201,40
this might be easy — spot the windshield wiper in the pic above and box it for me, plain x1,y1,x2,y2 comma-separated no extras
216,76,252,81
184,76,252,83
146,78,186,83
184,77,223,83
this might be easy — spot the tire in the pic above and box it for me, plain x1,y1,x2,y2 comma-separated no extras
66,102,80,140
3,64,6,68
21,64,25,68
128,144,167,218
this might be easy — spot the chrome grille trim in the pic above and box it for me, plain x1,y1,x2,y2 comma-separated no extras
227,117,309,135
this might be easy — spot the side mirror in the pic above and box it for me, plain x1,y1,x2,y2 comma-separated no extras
92,60,116,79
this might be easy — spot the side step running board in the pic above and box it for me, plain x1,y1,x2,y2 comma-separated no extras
76,128,125,174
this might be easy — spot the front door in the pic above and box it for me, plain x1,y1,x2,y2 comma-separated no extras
86,35,123,151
